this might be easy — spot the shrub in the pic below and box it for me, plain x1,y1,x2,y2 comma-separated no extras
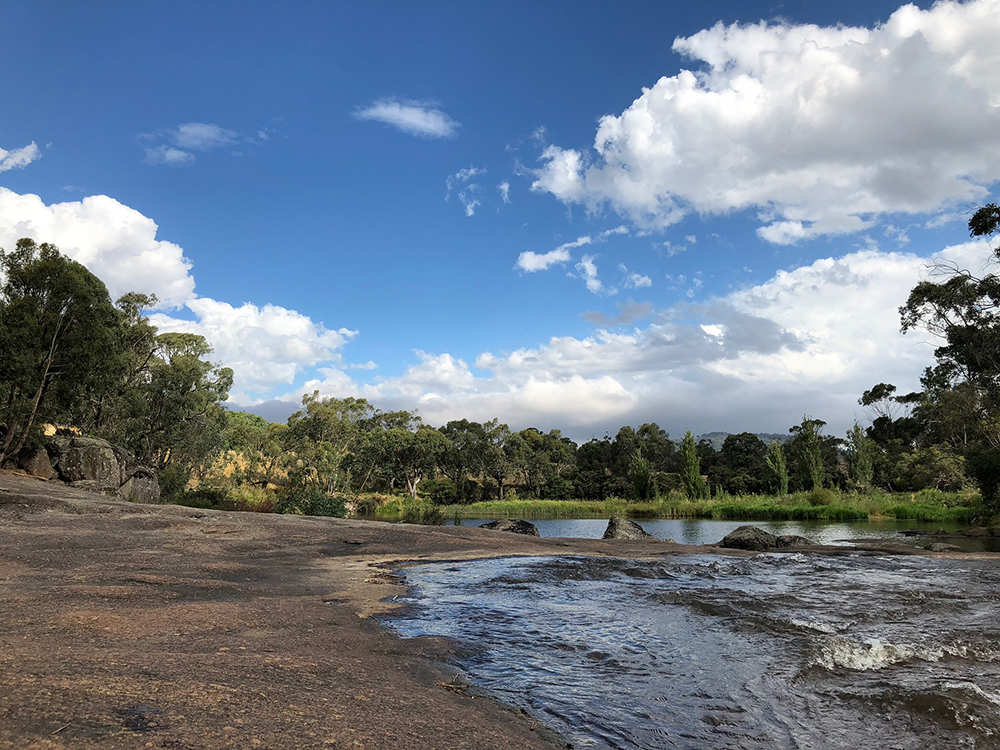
400,498,445,525
274,484,347,517
806,488,836,506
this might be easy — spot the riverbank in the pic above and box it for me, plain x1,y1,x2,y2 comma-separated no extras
0,474,988,749
373,489,984,524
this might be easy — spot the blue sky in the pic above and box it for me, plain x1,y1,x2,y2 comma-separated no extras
3,0,1000,440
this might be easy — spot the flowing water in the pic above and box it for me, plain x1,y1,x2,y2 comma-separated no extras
387,553,1000,749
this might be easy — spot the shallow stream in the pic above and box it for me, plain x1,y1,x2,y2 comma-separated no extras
388,553,1000,749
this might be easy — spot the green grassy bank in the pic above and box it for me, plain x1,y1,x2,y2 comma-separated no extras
370,488,984,524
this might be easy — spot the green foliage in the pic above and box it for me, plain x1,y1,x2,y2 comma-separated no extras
630,448,655,501
679,430,709,499
765,440,789,496
0,239,125,466
157,463,192,502
806,488,836,506
273,483,347,517
845,422,876,492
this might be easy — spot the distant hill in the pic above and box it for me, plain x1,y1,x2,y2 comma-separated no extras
694,431,789,450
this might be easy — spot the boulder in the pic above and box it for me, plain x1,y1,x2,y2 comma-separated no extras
17,446,57,480
602,516,656,540
479,519,540,537
49,436,122,489
775,534,816,548
119,468,161,504
719,525,779,551
45,435,160,503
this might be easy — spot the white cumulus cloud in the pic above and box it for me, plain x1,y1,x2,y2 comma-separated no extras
287,240,991,438
150,300,356,400
354,98,460,139
0,188,354,402
0,187,195,307
531,0,1000,242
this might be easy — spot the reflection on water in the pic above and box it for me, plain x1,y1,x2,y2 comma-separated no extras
454,517,971,545
388,554,1000,749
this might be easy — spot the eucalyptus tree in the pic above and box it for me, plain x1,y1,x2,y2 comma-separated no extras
898,203,1000,506
765,440,789,496
0,239,123,467
679,430,709,499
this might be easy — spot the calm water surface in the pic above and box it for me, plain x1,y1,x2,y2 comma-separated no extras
454,517,972,545
387,553,1000,749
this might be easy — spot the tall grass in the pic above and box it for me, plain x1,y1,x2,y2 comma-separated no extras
410,488,984,523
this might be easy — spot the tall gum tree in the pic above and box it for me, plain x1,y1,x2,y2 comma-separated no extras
0,239,123,467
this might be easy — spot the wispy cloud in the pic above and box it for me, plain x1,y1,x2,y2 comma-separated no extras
0,142,41,172
515,226,628,274
584,299,654,327
498,181,511,204
620,264,652,288
575,254,616,296
173,123,239,150
143,145,196,167
446,166,486,216
354,98,459,139
139,122,258,167
516,235,591,273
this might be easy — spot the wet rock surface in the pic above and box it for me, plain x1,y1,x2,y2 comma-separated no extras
719,525,816,551
719,525,779,551
0,474,984,749
480,519,541,536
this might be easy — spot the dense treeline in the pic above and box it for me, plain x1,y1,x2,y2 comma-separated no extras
4,205,1000,518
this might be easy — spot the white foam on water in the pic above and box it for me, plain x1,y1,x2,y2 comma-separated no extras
811,637,1000,672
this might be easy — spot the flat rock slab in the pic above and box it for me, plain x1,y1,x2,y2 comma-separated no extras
479,518,540,536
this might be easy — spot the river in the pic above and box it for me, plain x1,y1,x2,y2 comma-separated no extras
386,545,1000,749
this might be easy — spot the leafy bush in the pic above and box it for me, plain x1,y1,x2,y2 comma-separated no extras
399,498,445,525
806,488,836,506
354,493,391,515
273,484,346,517
158,463,191,502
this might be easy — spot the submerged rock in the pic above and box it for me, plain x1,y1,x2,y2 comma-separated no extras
775,534,816,548
926,542,965,552
602,516,656,540
479,519,540,536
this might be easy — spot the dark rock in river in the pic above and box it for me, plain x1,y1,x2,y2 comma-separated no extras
775,534,816,548
719,525,779,551
479,519,540,536
719,525,815,551
963,527,991,537
602,516,656,540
